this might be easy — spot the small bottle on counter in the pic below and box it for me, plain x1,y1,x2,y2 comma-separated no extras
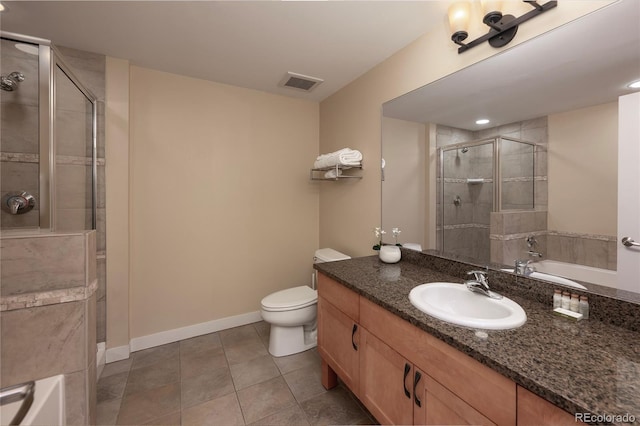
579,296,590,319
570,293,580,312
561,291,571,310
553,289,562,309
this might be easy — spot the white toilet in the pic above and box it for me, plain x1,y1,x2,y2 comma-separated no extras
260,248,350,357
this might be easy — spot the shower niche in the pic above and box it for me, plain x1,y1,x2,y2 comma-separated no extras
437,136,542,263
0,32,97,232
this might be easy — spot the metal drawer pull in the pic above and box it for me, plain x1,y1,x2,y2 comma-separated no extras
0,381,35,426
351,324,358,351
403,363,411,399
413,371,422,407
622,237,640,247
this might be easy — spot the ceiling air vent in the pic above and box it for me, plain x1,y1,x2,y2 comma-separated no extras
279,72,323,92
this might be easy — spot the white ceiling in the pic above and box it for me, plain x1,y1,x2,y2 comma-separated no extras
0,1,451,101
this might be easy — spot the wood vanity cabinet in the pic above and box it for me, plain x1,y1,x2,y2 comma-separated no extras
359,294,513,425
317,273,571,426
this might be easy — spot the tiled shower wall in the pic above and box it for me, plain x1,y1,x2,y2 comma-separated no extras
1,231,98,424
0,40,40,228
0,43,107,343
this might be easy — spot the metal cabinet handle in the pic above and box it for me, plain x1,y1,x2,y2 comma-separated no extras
413,371,422,407
0,381,35,426
622,237,640,247
403,363,411,399
351,324,358,351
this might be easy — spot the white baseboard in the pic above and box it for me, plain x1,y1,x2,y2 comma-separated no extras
130,310,262,353
106,344,131,364
103,310,263,363
96,342,106,379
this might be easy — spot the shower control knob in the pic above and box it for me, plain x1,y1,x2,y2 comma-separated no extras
1,192,36,215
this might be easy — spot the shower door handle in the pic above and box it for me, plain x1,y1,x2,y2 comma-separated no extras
622,237,640,247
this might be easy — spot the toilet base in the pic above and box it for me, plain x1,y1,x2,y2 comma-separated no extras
268,324,317,357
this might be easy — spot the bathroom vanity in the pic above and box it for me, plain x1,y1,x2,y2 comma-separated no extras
315,252,640,425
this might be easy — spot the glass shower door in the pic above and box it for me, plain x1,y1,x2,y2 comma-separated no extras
439,141,494,262
54,63,95,231
499,137,535,210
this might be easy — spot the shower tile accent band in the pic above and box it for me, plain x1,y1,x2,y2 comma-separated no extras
0,151,105,166
0,279,98,311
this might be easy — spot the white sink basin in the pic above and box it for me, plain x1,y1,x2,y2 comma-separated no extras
409,282,527,330
500,269,587,290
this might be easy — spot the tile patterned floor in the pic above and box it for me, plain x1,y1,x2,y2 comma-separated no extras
96,321,376,425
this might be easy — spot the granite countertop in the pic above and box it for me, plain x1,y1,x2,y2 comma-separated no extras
315,255,640,425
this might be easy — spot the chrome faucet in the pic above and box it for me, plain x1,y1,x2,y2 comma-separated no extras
465,270,502,300
515,259,534,276
525,235,543,258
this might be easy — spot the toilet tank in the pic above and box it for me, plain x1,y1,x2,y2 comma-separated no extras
314,248,350,263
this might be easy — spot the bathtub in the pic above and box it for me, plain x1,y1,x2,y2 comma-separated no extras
0,375,65,426
530,260,617,288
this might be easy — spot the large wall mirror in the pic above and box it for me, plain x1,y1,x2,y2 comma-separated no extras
381,0,640,299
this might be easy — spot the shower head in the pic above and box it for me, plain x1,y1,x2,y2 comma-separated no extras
1,72,25,91
461,147,469,153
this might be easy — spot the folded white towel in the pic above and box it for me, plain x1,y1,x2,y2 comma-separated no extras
314,148,362,169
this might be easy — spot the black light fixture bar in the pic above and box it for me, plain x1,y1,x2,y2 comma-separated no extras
453,0,558,54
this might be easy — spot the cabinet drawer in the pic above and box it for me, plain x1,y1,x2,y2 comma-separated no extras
360,297,516,426
318,273,359,321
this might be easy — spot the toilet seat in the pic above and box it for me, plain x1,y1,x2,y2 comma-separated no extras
261,286,317,312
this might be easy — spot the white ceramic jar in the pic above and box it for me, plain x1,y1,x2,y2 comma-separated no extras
379,245,401,263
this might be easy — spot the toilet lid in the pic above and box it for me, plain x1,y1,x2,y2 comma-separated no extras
261,286,318,311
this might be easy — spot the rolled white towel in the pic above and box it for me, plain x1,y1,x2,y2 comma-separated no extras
314,148,362,169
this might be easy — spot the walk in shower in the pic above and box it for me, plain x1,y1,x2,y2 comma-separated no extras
437,137,537,262
1,31,97,231
1,34,104,423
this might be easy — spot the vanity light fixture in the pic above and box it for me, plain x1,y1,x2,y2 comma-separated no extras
476,119,490,125
449,0,558,54
0,3,5,12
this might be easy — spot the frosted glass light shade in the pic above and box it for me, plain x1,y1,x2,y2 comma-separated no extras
481,0,503,15
448,2,471,34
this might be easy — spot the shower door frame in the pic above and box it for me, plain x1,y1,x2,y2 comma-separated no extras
1,31,98,230
437,136,539,253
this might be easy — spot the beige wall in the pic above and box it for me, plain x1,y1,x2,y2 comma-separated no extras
319,1,611,257
129,67,319,338
548,101,618,236
381,117,426,247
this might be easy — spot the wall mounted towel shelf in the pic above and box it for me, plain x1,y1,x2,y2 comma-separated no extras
310,162,363,181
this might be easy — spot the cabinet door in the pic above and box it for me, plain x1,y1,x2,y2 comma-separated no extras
317,296,359,392
517,386,584,426
414,369,497,426
359,328,414,425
